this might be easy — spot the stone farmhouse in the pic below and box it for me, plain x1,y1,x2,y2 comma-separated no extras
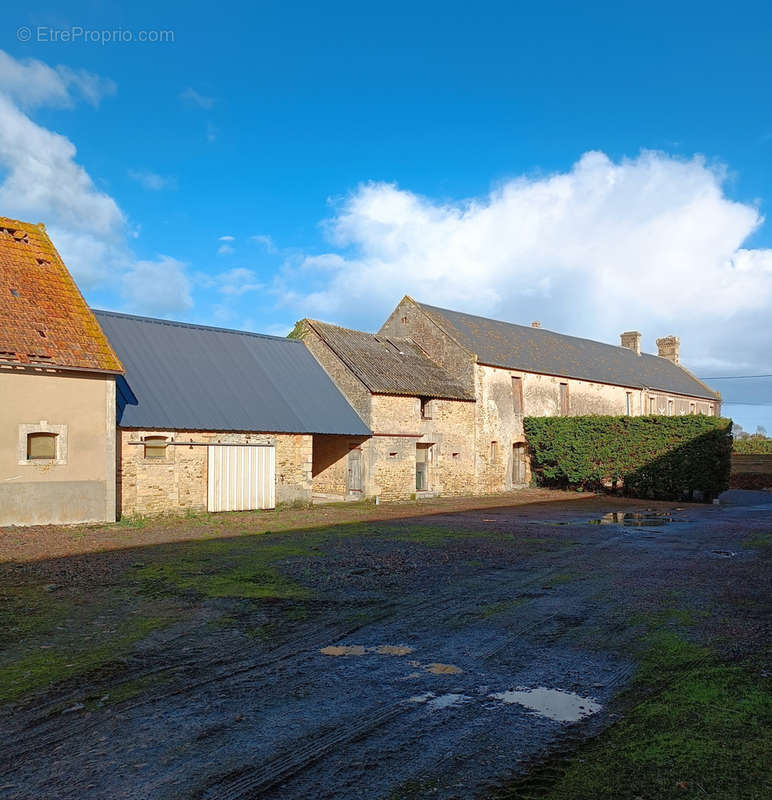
1,215,721,524
295,298,720,499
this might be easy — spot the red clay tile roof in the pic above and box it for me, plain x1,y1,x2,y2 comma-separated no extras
0,217,123,373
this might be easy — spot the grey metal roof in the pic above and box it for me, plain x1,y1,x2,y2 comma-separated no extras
94,310,371,434
415,302,719,400
306,319,474,400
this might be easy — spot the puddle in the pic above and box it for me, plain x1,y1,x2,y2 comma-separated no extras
375,645,414,656
711,550,736,558
489,687,602,723
427,693,468,710
407,692,469,710
319,644,414,657
320,645,367,656
425,663,463,675
407,692,435,703
588,511,677,528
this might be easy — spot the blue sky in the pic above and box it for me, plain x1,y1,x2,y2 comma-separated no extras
2,0,771,430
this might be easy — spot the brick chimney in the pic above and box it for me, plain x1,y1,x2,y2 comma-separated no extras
620,331,642,356
656,335,680,364
531,321,541,328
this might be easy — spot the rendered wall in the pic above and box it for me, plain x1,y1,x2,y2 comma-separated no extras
0,368,116,525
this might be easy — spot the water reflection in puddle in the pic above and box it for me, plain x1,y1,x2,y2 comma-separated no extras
408,692,469,710
320,644,414,657
425,663,463,675
489,687,602,722
588,511,677,527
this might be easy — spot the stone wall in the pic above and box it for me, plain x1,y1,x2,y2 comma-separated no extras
472,364,719,493
366,394,477,500
118,430,312,516
379,297,476,394
295,323,372,426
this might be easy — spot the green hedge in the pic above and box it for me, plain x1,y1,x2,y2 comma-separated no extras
523,415,733,500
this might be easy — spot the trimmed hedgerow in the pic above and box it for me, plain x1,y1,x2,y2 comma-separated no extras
523,415,733,500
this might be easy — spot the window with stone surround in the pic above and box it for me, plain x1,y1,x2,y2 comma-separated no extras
420,397,433,419
143,435,169,459
18,421,67,465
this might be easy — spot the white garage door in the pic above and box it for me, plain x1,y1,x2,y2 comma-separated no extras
207,445,275,512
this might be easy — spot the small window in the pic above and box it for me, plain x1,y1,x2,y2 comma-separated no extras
389,451,398,458
689,402,696,415
490,441,498,461
420,397,432,419
708,405,714,416
512,376,523,415
625,392,632,416
667,399,674,416
452,452,460,459
27,432,57,460
144,436,168,459
401,316,408,324
559,383,569,415
649,396,657,414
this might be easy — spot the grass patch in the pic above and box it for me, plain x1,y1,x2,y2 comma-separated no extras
743,530,772,550
0,584,73,646
0,615,167,704
134,538,314,600
494,629,771,800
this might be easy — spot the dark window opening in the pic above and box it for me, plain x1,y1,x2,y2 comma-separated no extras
420,397,432,419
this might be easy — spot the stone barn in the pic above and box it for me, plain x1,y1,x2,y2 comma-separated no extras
294,319,475,501
94,311,370,517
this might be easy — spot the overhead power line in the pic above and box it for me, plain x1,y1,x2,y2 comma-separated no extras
702,374,772,380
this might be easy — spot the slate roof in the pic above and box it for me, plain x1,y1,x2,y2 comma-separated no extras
414,301,719,400
94,311,371,435
305,319,474,401
0,217,122,373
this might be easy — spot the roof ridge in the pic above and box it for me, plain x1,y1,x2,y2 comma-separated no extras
308,318,417,345
92,309,299,343
416,300,646,355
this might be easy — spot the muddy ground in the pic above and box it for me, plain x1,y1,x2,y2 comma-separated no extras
0,494,769,799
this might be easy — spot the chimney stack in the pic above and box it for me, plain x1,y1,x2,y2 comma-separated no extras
656,335,680,364
620,331,642,356
531,321,541,328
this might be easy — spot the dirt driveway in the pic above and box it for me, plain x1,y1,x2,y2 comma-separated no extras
0,494,769,799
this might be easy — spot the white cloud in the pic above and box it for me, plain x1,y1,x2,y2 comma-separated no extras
179,87,215,109
217,244,235,255
219,235,235,241
217,268,263,296
121,256,193,315
251,233,277,253
0,49,190,313
128,169,175,191
278,150,772,373
0,50,115,108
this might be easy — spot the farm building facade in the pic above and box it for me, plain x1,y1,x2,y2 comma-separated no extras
1,215,721,524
